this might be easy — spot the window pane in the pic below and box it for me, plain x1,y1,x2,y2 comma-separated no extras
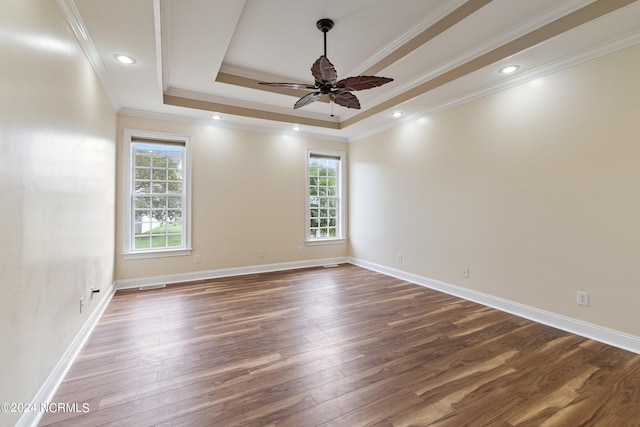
135,181,150,193
152,169,167,180
135,152,151,167
152,196,167,209
152,152,167,167
135,168,150,180
134,236,151,249
167,210,182,221
167,196,182,209
134,196,150,209
152,182,167,193
151,235,167,248
167,181,182,194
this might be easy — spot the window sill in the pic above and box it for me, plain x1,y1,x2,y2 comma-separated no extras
122,248,192,260
305,238,346,246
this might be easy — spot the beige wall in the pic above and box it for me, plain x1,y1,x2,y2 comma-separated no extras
115,115,348,281
0,0,116,424
349,44,640,337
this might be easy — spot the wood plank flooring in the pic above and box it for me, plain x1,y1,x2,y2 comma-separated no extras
39,264,640,426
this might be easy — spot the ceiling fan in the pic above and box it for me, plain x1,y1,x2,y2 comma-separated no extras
259,18,394,110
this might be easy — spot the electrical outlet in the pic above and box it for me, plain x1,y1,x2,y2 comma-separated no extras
396,253,403,262
79,297,84,313
194,254,201,264
577,291,589,306
461,267,469,278
258,249,265,257
298,246,304,254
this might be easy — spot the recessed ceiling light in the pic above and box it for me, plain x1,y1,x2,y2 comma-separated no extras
499,65,519,75
211,114,221,120
292,126,301,132
114,54,136,64
390,111,403,118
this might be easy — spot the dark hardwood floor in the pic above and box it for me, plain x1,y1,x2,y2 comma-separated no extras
40,264,640,426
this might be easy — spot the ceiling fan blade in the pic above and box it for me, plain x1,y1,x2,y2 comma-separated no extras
336,76,394,91
294,92,322,109
330,90,361,109
259,82,318,90
311,56,337,84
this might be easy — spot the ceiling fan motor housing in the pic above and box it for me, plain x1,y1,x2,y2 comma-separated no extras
316,18,334,33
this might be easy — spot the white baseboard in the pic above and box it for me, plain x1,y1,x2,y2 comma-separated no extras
17,282,117,427
348,257,640,355
115,257,350,290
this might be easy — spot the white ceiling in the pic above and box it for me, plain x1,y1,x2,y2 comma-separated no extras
62,0,640,141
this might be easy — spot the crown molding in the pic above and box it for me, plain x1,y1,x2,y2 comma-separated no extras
118,108,348,143
349,31,640,142
56,0,121,112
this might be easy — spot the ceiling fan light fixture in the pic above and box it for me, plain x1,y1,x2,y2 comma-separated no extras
499,65,519,75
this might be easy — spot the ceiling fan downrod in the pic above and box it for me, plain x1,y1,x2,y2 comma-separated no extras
316,18,334,58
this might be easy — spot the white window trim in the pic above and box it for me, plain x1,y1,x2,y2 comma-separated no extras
122,129,192,259
305,148,346,244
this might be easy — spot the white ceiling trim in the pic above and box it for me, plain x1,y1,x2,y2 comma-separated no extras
57,0,121,112
164,87,341,123
385,0,598,103
153,0,165,98
118,108,348,143
122,26,640,146
346,0,467,77
349,31,640,143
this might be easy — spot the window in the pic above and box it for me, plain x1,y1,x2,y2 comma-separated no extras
306,149,345,242
122,129,191,258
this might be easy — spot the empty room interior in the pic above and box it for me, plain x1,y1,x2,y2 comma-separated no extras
3,0,640,426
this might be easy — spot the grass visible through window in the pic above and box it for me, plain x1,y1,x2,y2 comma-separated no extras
135,223,182,249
